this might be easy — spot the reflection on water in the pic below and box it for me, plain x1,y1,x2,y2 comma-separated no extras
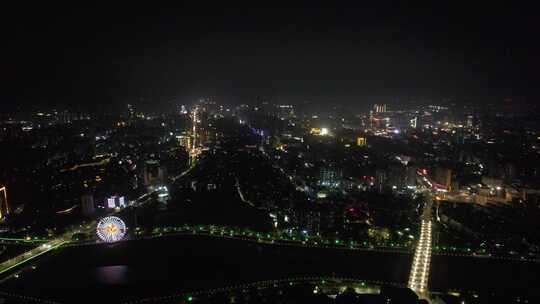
4,235,539,303
95,265,129,285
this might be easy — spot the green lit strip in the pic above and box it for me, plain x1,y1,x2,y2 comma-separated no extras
0,237,49,243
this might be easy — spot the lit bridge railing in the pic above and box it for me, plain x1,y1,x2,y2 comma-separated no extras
408,219,432,294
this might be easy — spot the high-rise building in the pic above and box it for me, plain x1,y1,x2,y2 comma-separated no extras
410,117,418,128
191,106,199,149
373,104,387,113
180,105,188,115
387,165,409,190
504,162,516,180
375,169,387,193
177,135,192,150
405,165,419,188
127,104,135,124
143,160,167,187
0,186,9,220
103,195,127,209
319,167,343,187
81,194,95,215
276,104,295,119
466,115,474,128
434,167,452,190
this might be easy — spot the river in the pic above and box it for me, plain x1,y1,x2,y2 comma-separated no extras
1,235,538,303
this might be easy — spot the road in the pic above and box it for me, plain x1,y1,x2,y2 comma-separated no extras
408,170,435,298
1,156,195,278
171,163,196,183
0,189,158,277
235,178,255,207
0,233,70,277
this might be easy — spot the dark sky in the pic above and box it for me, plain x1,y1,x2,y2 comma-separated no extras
3,3,539,111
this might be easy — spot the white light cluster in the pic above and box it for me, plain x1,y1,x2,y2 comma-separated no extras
96,216,127,243
408,219,432,294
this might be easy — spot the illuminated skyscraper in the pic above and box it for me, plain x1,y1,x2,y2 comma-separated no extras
319,167,342,187
189,106,202,165
410,117,418,128
177,135,192,150
0,186,10,220
373,104,387,113
180,105,188,115
192,106,199,149
434,167,452,190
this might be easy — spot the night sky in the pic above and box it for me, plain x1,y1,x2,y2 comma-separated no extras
4,3,539,112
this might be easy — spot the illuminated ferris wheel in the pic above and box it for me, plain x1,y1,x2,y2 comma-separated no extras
96,216,127,242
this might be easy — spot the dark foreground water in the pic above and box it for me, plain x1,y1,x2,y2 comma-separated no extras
430,254,539,298
0,235,538,303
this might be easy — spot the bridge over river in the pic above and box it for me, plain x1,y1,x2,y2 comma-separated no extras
0,234,538,303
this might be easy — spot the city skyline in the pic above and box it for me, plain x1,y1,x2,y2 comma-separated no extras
1,3,539,304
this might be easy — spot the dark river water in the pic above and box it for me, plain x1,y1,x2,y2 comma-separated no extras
1,235,538,303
